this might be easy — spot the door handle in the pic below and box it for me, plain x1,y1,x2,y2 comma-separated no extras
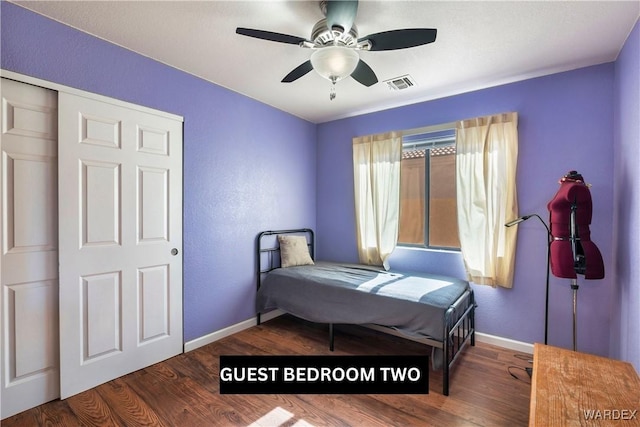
171,248,179,256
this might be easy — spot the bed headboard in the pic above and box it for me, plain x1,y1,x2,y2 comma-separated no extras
256,228,314,289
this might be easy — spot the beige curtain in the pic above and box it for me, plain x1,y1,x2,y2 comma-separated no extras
456,113,518,288
352,131,402,270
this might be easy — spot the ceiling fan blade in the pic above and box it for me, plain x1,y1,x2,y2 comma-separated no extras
282,61,314,83
236,27,306,45
361,28,437,51
351,59,378,87
324,0,358,32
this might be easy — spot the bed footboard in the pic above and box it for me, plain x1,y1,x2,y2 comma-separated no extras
442,288,476,395
361,288,475,395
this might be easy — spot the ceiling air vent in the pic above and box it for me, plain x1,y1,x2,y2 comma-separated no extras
384,75,417,91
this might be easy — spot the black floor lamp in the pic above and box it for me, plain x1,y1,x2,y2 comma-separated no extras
505,214,551,345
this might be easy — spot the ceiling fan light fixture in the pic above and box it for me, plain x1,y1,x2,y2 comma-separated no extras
310,46,359,83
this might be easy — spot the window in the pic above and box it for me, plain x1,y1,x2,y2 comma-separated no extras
398,128,460,250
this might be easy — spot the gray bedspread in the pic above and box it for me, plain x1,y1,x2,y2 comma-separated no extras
256,261,470,341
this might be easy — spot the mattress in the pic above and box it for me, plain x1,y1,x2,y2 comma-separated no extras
256,261,470,341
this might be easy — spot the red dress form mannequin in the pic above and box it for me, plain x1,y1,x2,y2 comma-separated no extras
547,171,604,279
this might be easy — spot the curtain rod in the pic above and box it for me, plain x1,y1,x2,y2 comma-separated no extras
400,121,458,137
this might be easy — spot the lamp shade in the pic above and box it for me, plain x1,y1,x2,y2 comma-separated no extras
310,46,359,82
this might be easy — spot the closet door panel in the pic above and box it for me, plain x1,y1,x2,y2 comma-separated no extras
1,77,183,416
58,91,183,399
9,280,57,377
81,160,121,246
1,78,59,419
6,154,56,249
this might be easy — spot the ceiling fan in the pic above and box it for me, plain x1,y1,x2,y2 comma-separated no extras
236,0,437,97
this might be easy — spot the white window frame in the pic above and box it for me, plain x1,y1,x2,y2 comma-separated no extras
399,123,460,251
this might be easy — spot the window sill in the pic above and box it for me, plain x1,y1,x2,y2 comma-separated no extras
396,245,460,255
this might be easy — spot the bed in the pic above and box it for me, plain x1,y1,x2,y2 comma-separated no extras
255,229,475,395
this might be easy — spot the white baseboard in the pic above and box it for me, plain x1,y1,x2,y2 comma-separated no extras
184,310,533,355
184,309,285,352
260,309,286,323
475,332,534,354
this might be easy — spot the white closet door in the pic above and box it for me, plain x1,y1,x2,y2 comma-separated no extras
58,92,183,398
1,78,60,418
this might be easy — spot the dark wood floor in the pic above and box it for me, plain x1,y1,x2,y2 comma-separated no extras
3,315,532,426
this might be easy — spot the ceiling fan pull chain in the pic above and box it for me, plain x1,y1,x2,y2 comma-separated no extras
330,83,336,101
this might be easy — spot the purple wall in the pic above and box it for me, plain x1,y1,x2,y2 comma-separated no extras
1,3,317,342
317,65,616,356
613,19,640,370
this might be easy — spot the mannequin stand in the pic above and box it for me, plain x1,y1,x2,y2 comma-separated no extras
571,278,578,351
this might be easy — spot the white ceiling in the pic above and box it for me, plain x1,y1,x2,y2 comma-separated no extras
12,1,639,123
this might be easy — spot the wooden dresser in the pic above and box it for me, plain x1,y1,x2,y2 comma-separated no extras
530,343,640,426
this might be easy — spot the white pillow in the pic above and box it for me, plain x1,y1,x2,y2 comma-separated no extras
278,235,314,268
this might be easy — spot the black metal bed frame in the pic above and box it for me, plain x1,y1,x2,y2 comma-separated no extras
255,228,475,396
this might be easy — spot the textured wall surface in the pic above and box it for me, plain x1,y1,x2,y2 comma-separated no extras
1,2,317,342
317,64,616,356
612,19,640,370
